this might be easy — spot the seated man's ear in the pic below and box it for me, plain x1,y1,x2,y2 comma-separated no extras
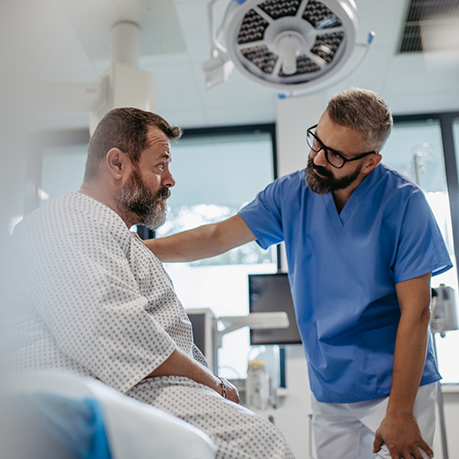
105,148,131,180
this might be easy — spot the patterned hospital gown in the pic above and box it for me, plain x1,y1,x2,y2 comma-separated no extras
9,192,295,459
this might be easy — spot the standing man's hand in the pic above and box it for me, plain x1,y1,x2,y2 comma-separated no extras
373,412,433,459
376,272,434,459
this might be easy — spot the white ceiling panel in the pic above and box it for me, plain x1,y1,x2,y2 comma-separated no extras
205,101,278,127
193,63,279,109
157,108,208,129
322,45,394,101
60,0,185,60
384,53,459,96
174,0,212,63
355,0,407,49
386,91,459,116
140,52,190,67
148,63,204,112
6,0,95,81
2,0,457,134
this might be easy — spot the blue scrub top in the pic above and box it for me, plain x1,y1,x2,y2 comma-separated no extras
239,164,452,403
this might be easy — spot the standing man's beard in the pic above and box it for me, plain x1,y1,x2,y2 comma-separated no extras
116,167,170,230
305,157,362,195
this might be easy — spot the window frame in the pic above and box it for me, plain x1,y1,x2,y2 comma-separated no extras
392,112,459,279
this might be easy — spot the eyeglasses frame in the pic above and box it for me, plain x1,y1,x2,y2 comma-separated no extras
306,124,379,169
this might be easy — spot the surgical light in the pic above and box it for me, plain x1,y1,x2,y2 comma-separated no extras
203,0,374,96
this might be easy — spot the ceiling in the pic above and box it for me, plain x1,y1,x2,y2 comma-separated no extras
1,0,459,134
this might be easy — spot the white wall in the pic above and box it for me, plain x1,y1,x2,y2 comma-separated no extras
274,94,459,459
434,390,459,458
276,93,327,179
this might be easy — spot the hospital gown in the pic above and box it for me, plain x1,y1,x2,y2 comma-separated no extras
9,192,294,459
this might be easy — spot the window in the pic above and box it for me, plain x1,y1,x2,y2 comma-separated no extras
384,116,459,384
40,144,88,206
22,130,90,214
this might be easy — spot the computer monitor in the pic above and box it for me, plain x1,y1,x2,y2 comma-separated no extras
249,273,302,345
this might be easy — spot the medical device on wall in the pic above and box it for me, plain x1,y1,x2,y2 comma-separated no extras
431,284,458,337
402,143,436,186
203,0,374,96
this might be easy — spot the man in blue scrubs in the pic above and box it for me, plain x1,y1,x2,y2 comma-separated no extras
145,88,452,459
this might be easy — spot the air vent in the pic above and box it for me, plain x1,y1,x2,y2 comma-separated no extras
398,0,459,53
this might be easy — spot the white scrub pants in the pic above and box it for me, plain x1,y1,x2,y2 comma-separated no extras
311,383,437,459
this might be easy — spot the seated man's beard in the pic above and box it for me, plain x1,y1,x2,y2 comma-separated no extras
116,167,170,230
305,157,362,195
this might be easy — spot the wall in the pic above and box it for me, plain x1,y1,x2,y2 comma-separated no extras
434,390,459,458
276,93,326,179
274,94,459,458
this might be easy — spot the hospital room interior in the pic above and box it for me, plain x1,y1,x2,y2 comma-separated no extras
0,0,459,458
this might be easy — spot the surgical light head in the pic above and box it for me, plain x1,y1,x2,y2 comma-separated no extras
203,0,374,96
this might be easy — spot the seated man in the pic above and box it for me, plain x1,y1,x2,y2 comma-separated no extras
8,108,295,459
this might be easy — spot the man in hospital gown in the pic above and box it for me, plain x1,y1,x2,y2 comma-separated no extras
9,108,295,459
144,89,453,459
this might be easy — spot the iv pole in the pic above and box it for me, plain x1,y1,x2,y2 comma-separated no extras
431,287,449,459
431,328,449,459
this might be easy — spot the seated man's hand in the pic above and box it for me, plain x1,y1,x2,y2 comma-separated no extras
373,412,433,459
217,377,240,404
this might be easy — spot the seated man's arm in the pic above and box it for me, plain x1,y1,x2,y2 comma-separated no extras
191,343,209,368
144,215,256,262
148,348,240,403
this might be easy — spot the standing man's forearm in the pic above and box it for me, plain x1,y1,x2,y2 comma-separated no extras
144,214,256,262
373,273,434,459
386,310,429,420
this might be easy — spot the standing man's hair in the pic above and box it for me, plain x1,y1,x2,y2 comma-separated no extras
84,108,182,181
326,88,393,151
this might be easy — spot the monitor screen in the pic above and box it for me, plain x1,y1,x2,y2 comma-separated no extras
185,308,217,373
187,312,206,356
249,273,302,345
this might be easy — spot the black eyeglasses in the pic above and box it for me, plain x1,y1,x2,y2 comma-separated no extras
306,124,378,169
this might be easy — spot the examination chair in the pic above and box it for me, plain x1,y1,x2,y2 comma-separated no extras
0,371,217,459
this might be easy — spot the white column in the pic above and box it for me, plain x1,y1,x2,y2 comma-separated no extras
275,92,327,271
276,92,327,178
112,21,140,67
